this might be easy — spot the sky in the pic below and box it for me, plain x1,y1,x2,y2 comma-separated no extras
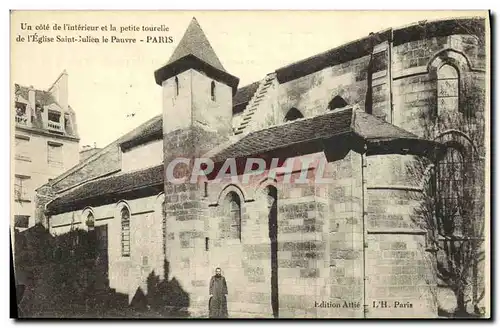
10,10,485,149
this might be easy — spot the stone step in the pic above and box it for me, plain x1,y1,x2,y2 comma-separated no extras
233,76,274,136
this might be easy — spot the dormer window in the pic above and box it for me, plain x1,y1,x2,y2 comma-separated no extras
15,102,28,126
211,81,216,101
48,110,60,122
47,110,62,132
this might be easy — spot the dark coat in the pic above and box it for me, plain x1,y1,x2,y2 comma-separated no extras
209,275,228,318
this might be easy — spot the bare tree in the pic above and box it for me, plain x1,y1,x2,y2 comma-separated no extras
407,30,486,315
408,74,486,316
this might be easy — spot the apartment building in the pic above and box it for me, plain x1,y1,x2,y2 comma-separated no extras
13,70,80,229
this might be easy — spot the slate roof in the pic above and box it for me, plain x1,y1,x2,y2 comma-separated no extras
120,115,163,150
353,110,418,141
166,17,226,73
14,84,79,137
47,164,164,214
233,82,260,106
233,81,260,114
210,107,422,163
154,17,239,91
15,84,56,107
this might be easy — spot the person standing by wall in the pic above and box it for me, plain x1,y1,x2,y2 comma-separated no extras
209,267,228,318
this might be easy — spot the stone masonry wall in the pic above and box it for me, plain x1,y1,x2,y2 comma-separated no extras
49,194,164,302
168,150,365,318
163,127,214,316
364,154,436,318
276,55,370,122
392,34,486,138
323,150,364,318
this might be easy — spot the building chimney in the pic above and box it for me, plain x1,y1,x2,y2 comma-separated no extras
28,86,35,112
25,86,34,127
49,70,69,112
59,70,69,112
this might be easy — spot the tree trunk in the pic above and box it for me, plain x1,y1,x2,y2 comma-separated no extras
454,288,467,317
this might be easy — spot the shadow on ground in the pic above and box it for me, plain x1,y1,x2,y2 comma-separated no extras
13,225,190,319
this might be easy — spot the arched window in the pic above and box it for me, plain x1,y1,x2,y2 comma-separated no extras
328,96,348,111
284,108,304,122
437,64,459,117
211,81,216,101
225,192,241,240
174,76,179,96
121,206,131,257
86,212,95,231
436,146,465,236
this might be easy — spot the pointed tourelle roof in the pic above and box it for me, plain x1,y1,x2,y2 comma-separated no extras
167,17,226,72
154,17,239,92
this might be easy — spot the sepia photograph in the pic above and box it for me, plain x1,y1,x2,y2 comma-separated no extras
9,10,490,319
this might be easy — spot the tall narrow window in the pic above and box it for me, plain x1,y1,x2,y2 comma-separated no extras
15,135,30,161
121,206,131,257
162,200,166,256
436,146,465,237
266,185,279,318
175,76,179,96
86,212,95,231
284,108,304,122
225,192,241,240
14,175,30,202
211,81,216,101
437,64,459,117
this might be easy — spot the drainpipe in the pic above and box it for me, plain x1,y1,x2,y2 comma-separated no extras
361,144,368,318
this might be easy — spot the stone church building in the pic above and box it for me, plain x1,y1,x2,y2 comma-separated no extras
36,17,486,318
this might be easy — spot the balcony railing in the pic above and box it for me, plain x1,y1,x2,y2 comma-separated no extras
15,115,28,126
47,120,63,131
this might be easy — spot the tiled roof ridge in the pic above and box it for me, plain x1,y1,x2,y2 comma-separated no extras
51,168,122,197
